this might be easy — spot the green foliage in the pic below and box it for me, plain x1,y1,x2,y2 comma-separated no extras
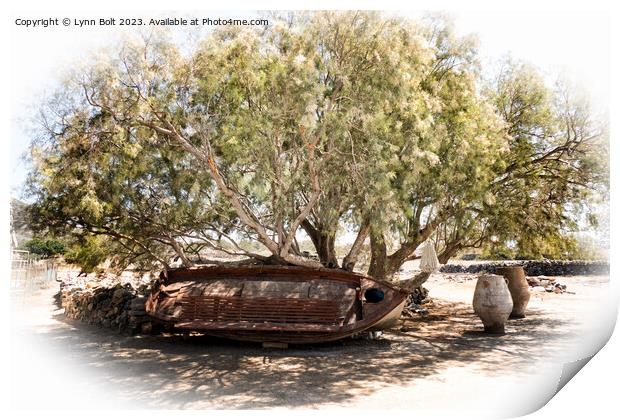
63,235,108,274
480,233,607,261
22,238,66,258
433,59,608,267
479,243,516,260
25,12,608,276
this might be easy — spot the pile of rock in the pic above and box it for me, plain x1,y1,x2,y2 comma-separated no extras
441,260,608,276
58,275,155,334
526,276,571,294
403,287,431,317
410,286,429,304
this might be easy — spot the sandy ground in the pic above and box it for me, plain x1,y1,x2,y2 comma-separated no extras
9,272,615,416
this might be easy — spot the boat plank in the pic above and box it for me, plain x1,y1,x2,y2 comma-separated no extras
179,296,341,325
174,320,341,332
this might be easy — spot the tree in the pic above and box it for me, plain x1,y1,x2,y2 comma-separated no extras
22,238,66,258
396,60,608,288
26,12,607,280
63,235,111,274
433,63,608,260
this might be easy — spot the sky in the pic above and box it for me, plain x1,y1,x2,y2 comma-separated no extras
451,10,609,112
9,10,610,197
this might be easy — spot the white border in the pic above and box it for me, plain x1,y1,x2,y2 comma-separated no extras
2,1,617,419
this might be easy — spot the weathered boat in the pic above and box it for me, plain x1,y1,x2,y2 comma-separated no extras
145,265,408,344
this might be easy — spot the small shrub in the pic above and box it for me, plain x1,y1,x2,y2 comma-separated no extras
22,238,66,258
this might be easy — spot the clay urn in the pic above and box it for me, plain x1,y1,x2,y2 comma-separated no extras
496,266,530,319
473,274,513,334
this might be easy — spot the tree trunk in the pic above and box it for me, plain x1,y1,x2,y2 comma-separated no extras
368,207,454,280
397,272,432,291
438,243,461,264
317,232,339,268
342,221,370,271
301,220,339,268
368,235,425,280
168,238,194,268
367,230,387,279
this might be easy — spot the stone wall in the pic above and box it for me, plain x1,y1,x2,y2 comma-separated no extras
57,279,154,334
440,260,609,276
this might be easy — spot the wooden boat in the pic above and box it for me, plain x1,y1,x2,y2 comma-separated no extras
145,265,408,344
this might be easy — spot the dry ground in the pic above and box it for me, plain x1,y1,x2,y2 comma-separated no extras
9,272,614,416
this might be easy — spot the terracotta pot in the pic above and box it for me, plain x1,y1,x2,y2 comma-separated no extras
473,274,513,334
496,266,530,319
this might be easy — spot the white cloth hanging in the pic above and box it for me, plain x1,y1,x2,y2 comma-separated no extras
420,240,440,273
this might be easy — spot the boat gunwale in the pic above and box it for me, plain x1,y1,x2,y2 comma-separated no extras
162,264,409,294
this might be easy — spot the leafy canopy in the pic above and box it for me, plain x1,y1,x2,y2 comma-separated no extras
25,12,607,278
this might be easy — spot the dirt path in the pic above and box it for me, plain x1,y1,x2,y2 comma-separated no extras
10,274,613,415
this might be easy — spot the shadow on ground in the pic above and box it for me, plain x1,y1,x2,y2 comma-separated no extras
15,295,574,409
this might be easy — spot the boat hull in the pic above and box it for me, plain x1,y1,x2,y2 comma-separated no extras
146,265,408,344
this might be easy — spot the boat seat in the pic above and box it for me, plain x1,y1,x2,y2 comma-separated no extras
177,295,342,330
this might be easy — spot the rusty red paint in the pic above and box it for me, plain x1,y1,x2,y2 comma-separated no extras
146,265,408,344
